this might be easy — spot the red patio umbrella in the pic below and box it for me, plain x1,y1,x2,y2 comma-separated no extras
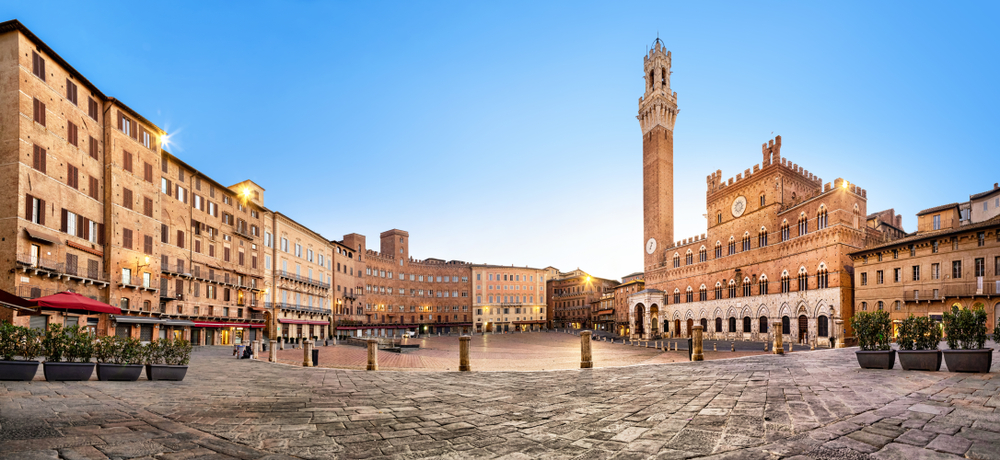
32,291,122,314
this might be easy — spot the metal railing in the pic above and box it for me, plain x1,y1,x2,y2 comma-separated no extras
276,270,330,289
16,253,64,273
903,281,999,301
272,302,329,314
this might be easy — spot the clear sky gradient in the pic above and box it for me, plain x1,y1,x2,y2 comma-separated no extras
5,2,998,281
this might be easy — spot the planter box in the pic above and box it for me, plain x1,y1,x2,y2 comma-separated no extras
96,363,143,381
43,362,95,381
942,349,993,373
898,350,942,371
0,360,40,381
145,364,188,381
855,350,896,369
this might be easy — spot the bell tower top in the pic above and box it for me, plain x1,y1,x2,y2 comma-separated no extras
638,39,679,135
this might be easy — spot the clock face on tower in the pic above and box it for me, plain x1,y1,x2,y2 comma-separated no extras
646,238,657,254
731,196,747,218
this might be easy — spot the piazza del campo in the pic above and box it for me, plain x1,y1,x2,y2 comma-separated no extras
1,5,999,460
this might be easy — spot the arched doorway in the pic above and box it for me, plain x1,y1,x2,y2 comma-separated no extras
650,305,659,337
715,317,722,333
686,318,694,338
728,317,736,333
634,304,645,337
782,316,790,335
759,316,768,334
818,315,829,337
674,319,681,337
743,316,751,333
798,315,808,343
700,318,708,333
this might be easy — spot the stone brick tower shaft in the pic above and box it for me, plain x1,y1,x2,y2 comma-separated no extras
638,39,679,269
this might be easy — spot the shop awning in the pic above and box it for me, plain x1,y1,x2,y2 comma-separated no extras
193,321,256,328
513,320,547,324
164,320,196,326
278,319,329,325
0,288,37,313
25,228,59,245
112,315,165,324
34,291,121,314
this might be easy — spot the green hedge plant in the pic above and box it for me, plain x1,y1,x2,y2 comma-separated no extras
142,339,167,365
18,327,43,361
851,310,892,351
43,324,68,362
164,338,192,366
64,326,94,363
943,305,987,350
897,315,941,350
0,322,17,361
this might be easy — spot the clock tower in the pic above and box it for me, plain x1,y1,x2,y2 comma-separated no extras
639,39,679,269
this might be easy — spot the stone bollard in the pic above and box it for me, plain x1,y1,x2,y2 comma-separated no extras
713,342,717,352
764,341,768,352
253,340,261,359
459,335,471,372
279,337,285,350
332,336,337,346
303,339,313,367
773,322,783,355
580,331,593,368
731,342,735,352
367,339,378,371
691,325,704,361
789,342,793,352
811,339,816,351
269,339,277,362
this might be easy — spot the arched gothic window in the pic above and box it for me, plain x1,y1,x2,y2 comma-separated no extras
817,206,828,229
817,263,829,289
798,267,809,291
798,213,808,236
781,270,790,293
781,220,790,241
673,253,680,268
685,286,693,303
758,274,768,295
699,246,707,263
715,241,722,259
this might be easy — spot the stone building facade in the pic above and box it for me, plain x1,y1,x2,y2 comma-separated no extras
851,183,1000,335
264,212,333,344
628,41,885,345
614,277,644,336
471,265,553,333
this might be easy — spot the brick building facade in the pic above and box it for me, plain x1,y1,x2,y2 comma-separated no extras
628,41,888,345
547,269,619,329
471,265,554,333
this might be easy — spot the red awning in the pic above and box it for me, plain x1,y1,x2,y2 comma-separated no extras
278,319,329,325
33,291,121,314
0,288,37,313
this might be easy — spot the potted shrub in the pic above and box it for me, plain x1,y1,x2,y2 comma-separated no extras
43,324,96,381
0,323,43,381
942,305,992,373
144,338,191,381
851,310,895,369
95,336,144,381
896,315,942,371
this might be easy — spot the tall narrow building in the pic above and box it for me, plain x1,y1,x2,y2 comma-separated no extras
639,39,679,270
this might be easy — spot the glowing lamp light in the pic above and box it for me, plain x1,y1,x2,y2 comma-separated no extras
144,256,150,264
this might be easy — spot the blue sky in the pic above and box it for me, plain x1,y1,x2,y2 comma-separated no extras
6,2,999,280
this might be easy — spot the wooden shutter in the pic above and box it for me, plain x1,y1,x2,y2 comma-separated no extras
88,98,97,121
89,177,99,199
89,136,98,160
122,188,132,209
177,230,184,249
67,165,78,189
144,235,153,255
123,151,132,172
82,218,90,241
224,247,230,262
67,122,77,146
144,162,152,182
60,208,68,232
117,111,123,130
123,228,132,249
97,223,104,245
76,214,84,238
38,100,45,126
161,224,168,243
144,197,153,217
25,194,33,222
39,199,45,226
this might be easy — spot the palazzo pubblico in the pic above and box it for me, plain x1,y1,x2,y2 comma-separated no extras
628,41,878,345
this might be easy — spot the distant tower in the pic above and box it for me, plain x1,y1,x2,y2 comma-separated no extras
639,39,679,269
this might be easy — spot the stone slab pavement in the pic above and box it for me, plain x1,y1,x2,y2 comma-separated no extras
1,344,998,459
275,332,768,371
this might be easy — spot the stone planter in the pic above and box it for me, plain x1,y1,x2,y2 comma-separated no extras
145,364,188,381
855,350,896,369
0,360,40,381
96,363,144,381
897,350,942,371
942,349,993,373
43,362,95,381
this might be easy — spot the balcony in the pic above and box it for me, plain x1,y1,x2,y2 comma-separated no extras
272,302,329,314
17,253,64,275
903,280,999,301
276,270,330,290
16,285,108,304
17,253,110,286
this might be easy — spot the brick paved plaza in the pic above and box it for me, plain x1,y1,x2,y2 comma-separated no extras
274,332,768,371
2,342,999,460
